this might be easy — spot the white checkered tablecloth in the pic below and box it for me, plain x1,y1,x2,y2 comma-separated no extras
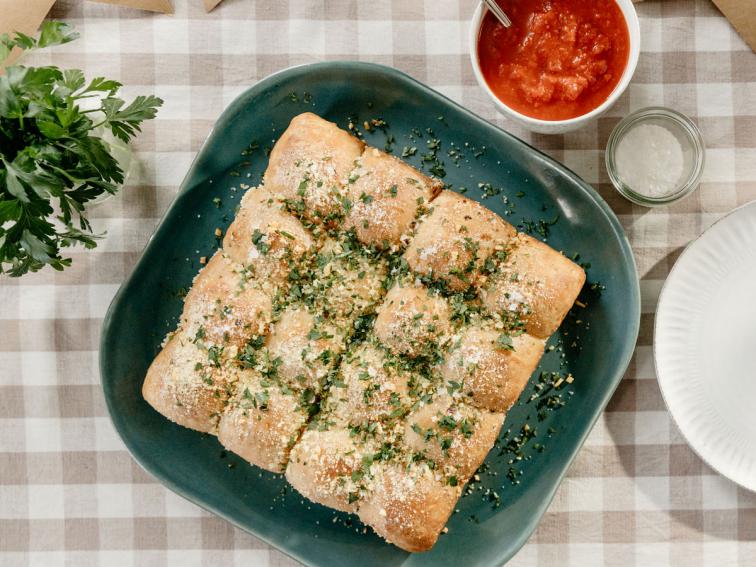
1,0,755,565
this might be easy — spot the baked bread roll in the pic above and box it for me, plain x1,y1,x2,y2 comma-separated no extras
223,187,315,288
480,234,586,338
286,428,377,513
403,190,516,291
218,367,308,472
359,462,461,553
264,112,364,227
143,252,272,433
373,282,452,358
438,325,545,413
343,147,442,250
327,342,416,425
142,332,239,434
265,306,347,392
402,391,504,481
307,237,388,321
179,252,272,349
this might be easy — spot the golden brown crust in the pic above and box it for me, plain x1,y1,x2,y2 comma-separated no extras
439,326,545,413
143,252,273,434
343,147,442,249
403,191,516,291
480,234,586,338
264,112,364,227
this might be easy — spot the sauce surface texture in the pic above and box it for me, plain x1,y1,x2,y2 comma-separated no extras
477,0,630,121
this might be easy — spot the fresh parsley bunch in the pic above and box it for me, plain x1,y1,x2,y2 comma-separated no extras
0,21,162,277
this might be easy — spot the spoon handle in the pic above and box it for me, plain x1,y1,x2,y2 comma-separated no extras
482,0,512,27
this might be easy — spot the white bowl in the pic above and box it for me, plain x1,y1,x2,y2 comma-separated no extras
468,0,641,134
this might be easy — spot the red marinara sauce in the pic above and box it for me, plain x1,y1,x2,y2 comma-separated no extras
477,0,630,121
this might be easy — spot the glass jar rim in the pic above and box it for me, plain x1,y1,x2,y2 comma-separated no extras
605,107,706,207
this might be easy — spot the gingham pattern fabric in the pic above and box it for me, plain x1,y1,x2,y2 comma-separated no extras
1,0,755,565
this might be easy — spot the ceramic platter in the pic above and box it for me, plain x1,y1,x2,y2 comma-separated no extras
100,62,641,566
655,200,756,492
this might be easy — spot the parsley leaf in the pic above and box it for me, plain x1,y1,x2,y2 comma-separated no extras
99,95,162,143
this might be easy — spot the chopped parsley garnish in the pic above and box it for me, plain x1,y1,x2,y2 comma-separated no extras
401,146,417,158
496,334,515,351
446,380,463,395
251,229,270,255
193,326,206,343
438,415,458,431
207,345,223,367
478,182,501,198
255,390,270,410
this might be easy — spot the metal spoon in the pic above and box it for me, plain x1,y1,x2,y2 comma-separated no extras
482,0,512,27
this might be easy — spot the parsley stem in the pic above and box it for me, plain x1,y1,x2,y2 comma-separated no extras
43,160,83,184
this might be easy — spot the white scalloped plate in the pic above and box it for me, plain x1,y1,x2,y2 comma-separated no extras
655,201,756,492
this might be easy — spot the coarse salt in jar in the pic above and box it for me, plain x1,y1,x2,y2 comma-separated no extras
606,107,706,206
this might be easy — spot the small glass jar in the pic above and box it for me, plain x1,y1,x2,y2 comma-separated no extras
88,111,136,206
605,107,706,207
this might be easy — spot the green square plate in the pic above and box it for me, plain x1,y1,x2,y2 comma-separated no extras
100,62,639,566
